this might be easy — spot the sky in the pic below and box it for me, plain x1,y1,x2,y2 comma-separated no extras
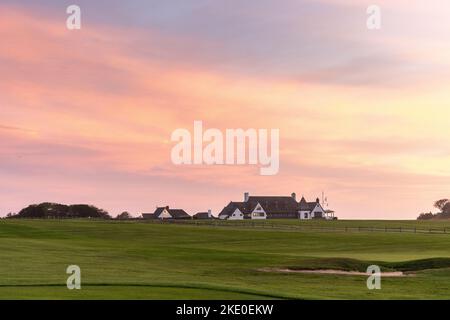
1,0,450,219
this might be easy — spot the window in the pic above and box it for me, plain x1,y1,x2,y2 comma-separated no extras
304,213,308,219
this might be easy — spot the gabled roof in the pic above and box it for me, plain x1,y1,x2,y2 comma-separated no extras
298,196,321,211
169,209,191,218
219,202,247,217
153,207,166,217
153,206,191,219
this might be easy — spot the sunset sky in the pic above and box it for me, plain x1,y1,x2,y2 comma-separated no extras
1,0,450,218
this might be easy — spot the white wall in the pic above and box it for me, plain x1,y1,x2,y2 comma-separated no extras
158,208,172,219
299,210,311,220
228,208,244,220
251,203,266,220
311,204,326,219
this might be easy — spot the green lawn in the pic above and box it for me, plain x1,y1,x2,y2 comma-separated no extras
0,219,449,299
185,219,450,231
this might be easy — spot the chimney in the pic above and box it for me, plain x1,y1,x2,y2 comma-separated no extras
244,192,249,202
208,209,212,218
316,198,320,204
291,193,296,201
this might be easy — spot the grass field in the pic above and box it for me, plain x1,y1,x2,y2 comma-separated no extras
0,219,450,300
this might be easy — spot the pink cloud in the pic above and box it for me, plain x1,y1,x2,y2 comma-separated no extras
0,5,449,218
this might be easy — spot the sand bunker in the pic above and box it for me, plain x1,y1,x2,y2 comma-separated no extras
260,268,406,277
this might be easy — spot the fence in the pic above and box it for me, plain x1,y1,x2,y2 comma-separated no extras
145,219,450,235
3,217,448,235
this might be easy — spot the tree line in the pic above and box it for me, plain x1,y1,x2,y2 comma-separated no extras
5,202,112,219
3,203,137,220
418,199,450,220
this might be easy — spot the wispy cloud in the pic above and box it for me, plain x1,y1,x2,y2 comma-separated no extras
0,2,449,218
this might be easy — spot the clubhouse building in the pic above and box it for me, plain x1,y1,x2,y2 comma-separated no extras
218,192,335,220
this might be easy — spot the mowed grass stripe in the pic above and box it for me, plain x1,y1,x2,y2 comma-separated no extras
160,219,450,235
1,219,450,299
0,283,292,299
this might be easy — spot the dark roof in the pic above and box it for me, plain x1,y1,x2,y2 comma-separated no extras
247,196,298,214
219,202,248,217
194,212,212,219
169,209,191,218
153,207,165,217
153,206,191,219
